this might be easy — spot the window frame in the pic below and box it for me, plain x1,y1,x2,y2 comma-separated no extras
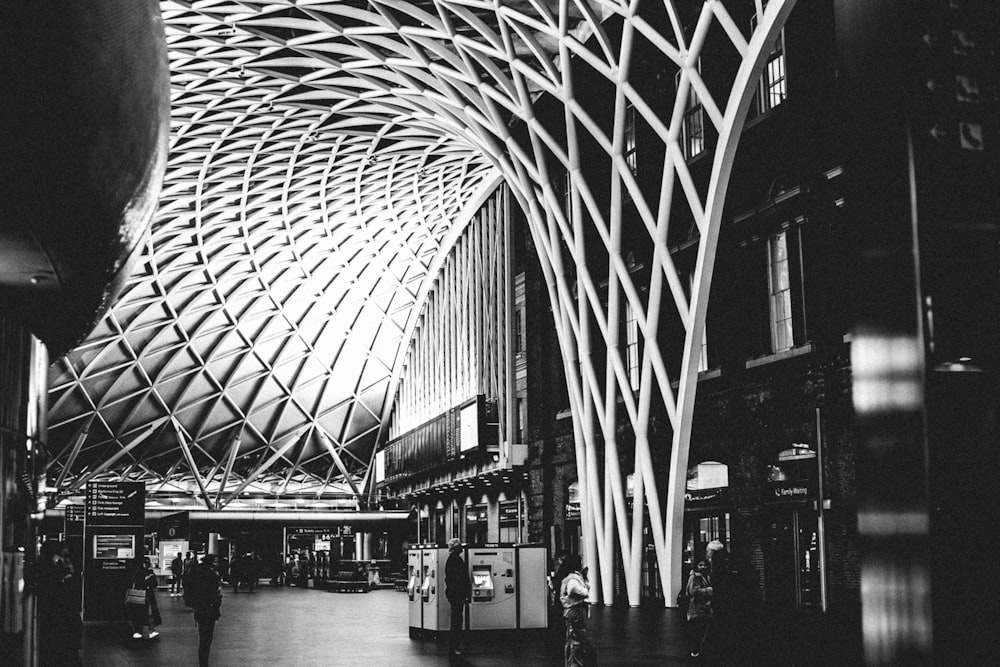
676,64,705,160
766,230,794,353
750,11,787,117
625,299,641,392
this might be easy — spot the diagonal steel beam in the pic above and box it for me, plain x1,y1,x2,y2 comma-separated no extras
279,424,313,495
52,413,96,490
63,417,169,495
315,425,362,502
219,427,308,508
214,424,243,509
171,417,215,511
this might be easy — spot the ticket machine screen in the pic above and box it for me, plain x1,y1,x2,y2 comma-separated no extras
472,566,494,600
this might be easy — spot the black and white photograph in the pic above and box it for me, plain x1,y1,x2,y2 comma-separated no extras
1,1,997,665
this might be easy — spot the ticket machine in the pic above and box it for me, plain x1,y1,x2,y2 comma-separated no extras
407,543,547,639
467,546,518,630
420,546,450,634
406,548,423,638
467,544,548,631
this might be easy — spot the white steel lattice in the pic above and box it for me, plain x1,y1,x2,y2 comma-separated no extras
45,0,796,604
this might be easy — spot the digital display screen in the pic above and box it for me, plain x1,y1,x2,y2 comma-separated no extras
472,571,492,587
93,534,135,560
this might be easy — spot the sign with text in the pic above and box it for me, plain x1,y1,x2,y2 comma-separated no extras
85,482,145,526
764,479,814,504
499,501,519,527
65,504,85,524
685,487,729,508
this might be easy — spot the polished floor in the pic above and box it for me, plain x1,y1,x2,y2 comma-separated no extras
81,584,858,666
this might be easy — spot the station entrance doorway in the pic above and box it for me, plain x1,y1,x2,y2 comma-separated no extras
764,507,821,609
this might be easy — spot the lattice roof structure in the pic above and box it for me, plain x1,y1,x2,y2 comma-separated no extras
44,1,799,606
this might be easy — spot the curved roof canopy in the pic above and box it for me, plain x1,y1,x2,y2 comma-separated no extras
45,0,597,510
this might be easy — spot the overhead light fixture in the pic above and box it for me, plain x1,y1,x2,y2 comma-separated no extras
933,356,984,373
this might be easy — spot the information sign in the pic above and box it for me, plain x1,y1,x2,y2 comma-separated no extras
499,501,519,527
65,504,85,523
85,481,145,526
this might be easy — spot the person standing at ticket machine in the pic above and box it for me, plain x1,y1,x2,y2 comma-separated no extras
444,538,471,656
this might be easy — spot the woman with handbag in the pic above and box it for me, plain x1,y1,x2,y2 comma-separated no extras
125,557,161,640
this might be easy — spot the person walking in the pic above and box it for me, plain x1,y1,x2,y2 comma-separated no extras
187,554,223,667
125,557,161,640
37,541,83,666
686,559,713,659
245,554,258,593
230,553,243,593
170,552,184,596
559,554,595,667
444,538,471,656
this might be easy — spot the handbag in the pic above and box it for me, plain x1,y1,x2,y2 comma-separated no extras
125,587,147,605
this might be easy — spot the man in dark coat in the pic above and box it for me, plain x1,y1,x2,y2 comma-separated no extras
187,554,223,667
444,538,471,656
170,552,184,596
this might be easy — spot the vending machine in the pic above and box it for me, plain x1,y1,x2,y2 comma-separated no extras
407,543,548,639
467,544,548,631
467,546,518,630
407,548,423,638
420,546,450,634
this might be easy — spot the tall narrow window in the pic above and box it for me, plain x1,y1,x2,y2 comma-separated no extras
514,307,525,355
625,300,641,392
516,397,526,442
624,102,638,176
677,68,705,159
687,272,709,372
751,11,786,116
767,231,794,352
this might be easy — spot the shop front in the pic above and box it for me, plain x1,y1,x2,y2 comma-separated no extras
682,462,732,584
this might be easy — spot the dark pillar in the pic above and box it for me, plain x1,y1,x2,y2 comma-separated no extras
0,317,48,665
837,1,1000,663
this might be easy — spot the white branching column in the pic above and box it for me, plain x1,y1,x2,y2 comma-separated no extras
468,0,800,606
245,0,799,606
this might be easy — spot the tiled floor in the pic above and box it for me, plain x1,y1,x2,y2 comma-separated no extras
81,585,860,666
81,586,685,666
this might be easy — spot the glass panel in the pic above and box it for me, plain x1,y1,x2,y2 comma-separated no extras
767,231,794,352
625,104,638,175
626,301,640,391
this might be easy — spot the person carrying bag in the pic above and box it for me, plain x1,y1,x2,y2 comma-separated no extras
125,557,161,640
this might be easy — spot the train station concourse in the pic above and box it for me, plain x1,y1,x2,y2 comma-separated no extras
1,1,998,665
